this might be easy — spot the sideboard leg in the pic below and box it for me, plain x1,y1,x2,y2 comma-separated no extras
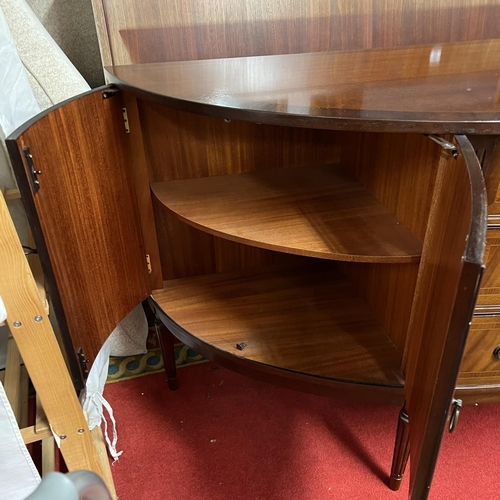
389,405,410,491
155,321,179,391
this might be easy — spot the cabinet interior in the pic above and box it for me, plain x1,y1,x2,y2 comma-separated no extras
133,99,445,387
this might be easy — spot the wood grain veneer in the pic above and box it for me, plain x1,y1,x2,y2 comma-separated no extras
153,261,404,388
403,136,487,499
139,100,343,280
92,0,500,67
6,89,151,365
338,132,441,351
152,164,422,263
459,315,500,375
107,40,500,134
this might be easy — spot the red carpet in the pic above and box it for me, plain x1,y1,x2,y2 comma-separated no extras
104,363,499,500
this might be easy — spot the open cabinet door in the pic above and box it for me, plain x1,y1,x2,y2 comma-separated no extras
6,87,151,387
404,135,487,499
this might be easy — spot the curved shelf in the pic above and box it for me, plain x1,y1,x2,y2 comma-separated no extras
106,39,500,134
152,164,422,263
151,261,405,392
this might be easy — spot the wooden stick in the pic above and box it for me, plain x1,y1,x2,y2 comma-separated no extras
0,192,114,495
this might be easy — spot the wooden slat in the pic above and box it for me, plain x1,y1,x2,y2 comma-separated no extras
4,335,21,422
0,192,109,487
42,437,56,476
4,188,21,201
152,164,422,263
21,425,53,444
35,393,50,434
153,261,404,386
91,426,118,500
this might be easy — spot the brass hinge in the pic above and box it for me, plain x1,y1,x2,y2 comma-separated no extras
102,89,120,99
122,107,130,134
146,254,152,274
426,135,458,159
77,348,89,378
22,146,42,193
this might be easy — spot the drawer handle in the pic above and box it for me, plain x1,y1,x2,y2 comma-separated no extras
494,346,500,360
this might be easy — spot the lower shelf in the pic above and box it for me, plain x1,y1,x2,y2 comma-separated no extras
151,261,404,400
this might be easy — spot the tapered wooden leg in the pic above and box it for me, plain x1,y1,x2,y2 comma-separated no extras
389,405,410,491
155,322,179,390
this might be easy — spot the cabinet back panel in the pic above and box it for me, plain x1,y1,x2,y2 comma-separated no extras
140,100,343,280
138,100,342,181
339,132,441,351
93,0,500,66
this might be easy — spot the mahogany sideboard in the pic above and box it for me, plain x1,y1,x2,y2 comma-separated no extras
7,39,500,499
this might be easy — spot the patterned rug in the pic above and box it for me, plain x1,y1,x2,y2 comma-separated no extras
107,331,206,383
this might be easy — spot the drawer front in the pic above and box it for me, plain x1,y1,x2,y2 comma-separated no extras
476,229,500,307
459,316,500,375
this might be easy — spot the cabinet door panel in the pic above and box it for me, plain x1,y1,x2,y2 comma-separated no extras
7,88,151,384
404,136,487,499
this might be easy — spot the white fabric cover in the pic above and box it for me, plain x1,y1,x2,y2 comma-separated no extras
108,304,148,357
0,381,41,499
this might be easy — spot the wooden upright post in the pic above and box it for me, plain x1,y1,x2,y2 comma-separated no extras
0,192,116,497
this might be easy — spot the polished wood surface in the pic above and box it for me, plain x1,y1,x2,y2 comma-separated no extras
338,132,442,351
139,100,342,280
459,315,500,375
153,261,404,387
92,0,500,67
7,89,151,366
390,407,410,491
403,136,487,499
122,94,163,289
476,229,500,306
107,39,500,134
138,100,342,182
152,164,422,263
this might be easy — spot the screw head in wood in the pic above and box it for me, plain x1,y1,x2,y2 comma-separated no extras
34,315,43,322
13,321,21,328
60,434,67,439
236,342,247,350
78,428,85,433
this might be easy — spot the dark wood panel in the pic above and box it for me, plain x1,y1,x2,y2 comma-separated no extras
152,196,216,280
476,230,500,306
152,164,422,263
138,100,343,181
7,89,151,365
140,100,343,279
459,315,500,374
339,132,441,351
93,0,500,66
403,136,487,499
454,383,500,405
213,238,297,274
152,261,404,387
122,93,163,289
107,40,500,134
340,262,420,353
